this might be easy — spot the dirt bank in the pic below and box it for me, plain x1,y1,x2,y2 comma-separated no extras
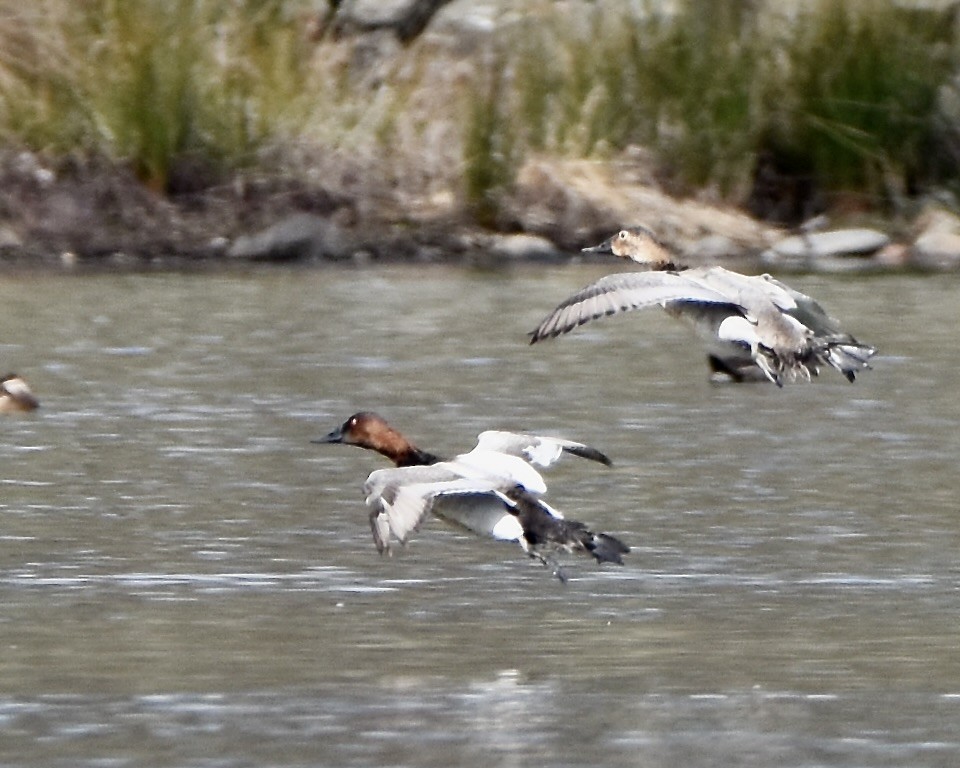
0,147,791,272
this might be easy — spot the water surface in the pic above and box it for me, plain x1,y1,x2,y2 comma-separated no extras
0,265,957,766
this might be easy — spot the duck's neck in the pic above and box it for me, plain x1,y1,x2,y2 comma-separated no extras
647,260,687,272
358,421,444,467
394,446,444,467
640,237,687,272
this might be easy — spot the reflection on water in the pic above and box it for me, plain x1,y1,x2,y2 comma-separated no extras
3,687,958,767
0,266,959,766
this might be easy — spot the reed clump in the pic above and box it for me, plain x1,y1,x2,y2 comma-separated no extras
494,0,960,212
0,0,957,223
0,0,314,192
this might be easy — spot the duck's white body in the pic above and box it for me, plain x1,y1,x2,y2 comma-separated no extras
362,442,566,554
316,413,628,578
364,467,527,550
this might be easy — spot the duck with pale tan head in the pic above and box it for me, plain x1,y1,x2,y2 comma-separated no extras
530,226,876,386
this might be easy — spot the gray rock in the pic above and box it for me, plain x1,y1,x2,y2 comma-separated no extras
0,225,22,250
914,207,960,235
903,208,960,269
761,228,890,268
686,234,742,262
910,230,960,270
489,233,561,261
347,0,416,24
228,214,348,262
334,0,459,43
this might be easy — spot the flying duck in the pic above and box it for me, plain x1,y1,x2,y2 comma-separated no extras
315,412,629,580
529,226,877,386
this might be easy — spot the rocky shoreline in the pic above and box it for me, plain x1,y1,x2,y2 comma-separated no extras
3,1,960,274
2,147,960,274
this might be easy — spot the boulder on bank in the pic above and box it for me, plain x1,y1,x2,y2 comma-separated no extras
761,228,891,271
909,208,960,270
228,214,350,262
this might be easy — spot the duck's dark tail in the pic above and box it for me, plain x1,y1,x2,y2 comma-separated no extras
545,519,630,565
506,490,630,570
818,338,877,382
583,530,631,565
710,337,876,386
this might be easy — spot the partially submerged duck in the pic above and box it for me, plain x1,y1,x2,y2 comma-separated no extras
315,411,629,580
0,373,39,413
529,226,877,386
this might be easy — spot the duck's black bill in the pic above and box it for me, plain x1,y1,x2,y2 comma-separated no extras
311,427,343,444
581,239,614,255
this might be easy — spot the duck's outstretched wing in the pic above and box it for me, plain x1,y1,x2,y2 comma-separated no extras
362,465,629,580
529,272,736,343
758,274,846,333
447,448,548,494
475,430,613,468
682,267,798,313
364,467,529,554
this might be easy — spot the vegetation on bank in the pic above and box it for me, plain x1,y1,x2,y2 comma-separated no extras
495,0,960,221
0,0,316,192
1,0,958,227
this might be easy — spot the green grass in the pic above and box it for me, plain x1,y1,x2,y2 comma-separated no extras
495,0,960,210
504,1,775,194
0,0,313,191
463,49,517,227
782,0,957,197
0,0,957,218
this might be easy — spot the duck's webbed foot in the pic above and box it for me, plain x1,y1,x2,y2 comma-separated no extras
525,547,569,583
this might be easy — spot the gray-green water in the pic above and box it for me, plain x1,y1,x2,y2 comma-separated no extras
1,265,957,766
